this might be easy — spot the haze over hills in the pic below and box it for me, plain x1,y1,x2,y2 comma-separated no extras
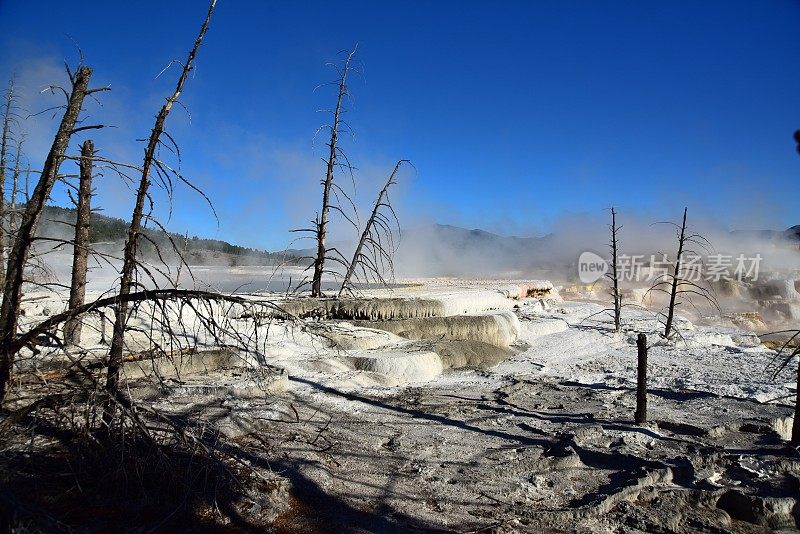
286,222,800,278
731,226,800,243
391,224,554,276
38,204,800,275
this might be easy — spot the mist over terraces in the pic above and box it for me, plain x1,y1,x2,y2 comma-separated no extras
0,1,798,531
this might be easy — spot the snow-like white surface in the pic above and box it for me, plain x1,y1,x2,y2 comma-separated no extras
348,349,443,383
499,300,796,405
14,279,797,408
362,310,521,348
353,287,519,317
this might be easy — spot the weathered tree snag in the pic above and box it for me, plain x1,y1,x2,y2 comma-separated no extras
174,232,189,287
23,163,31,203
635,333,648,424
105,0,217,412
609,207,622,332
338,159,406,297
99,312,107,344
9,137,23,238
64,140,94,345
647,207,718,340
0,79,17,288
663,208,687,339
792,128,800,446
311,46,357,297
0,66,94,403
792,360,800,446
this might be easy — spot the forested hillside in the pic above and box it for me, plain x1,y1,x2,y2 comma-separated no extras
41,204,304,266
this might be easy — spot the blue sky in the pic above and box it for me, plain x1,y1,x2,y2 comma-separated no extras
0,0,798,250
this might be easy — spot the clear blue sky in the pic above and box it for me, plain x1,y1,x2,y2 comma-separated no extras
0,0,798,250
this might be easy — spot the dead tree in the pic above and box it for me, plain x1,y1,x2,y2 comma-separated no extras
580,207,646,332
0,65,100,402
0,79,19,288
9,136,24,238
63,140,94,345
0,284,291,528
634,333,647,423
662,208,687,338
310,46,358,297
608,207,622,332
783,128,800,444
764,332,800,446
647,207,719,340
23,163,31,203
338,159,407,297
795,363,799,445
106,0,217,410
174,232,189,287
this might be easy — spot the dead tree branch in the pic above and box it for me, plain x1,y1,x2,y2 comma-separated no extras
9,135,24,238
310,46,358,297
106,0,217,412
0,78,21,288
338,159,407,297
0,65,96,403
662,208,687,338
63,140,94,345
646,207,719,340
11,288,286,354
608,207,622,332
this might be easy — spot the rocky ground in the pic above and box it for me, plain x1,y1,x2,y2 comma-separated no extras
144,291,798,532
142,365,797,531
2,279,799,532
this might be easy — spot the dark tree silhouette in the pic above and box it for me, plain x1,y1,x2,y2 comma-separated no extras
338,159,407,297
608,207,622,332
647,208,719,340
0,65,103,402
8,136,24,238
783,128,800,444
63,139,94,345
0,78,20,288
106,0,217,419
309,46,357,297
634,333,648,424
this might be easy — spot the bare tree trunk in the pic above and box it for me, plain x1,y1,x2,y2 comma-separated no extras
792,358,799,446
99,312,107,345
0,66,94,403
64,140,94,345
174,232,189,287
610,207,621,332
311,47,357,297
663,207,687,339
792,129,800,445
0,80,15,289
338,159,406,298
9,138,23,239
635,333,648,424
105,0,216,411
24,164,31,203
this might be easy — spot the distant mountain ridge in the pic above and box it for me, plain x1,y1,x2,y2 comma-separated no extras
40,203,796,272
284,222,800,277
283,223,554,276
730,226,800,242
39,205,304,266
